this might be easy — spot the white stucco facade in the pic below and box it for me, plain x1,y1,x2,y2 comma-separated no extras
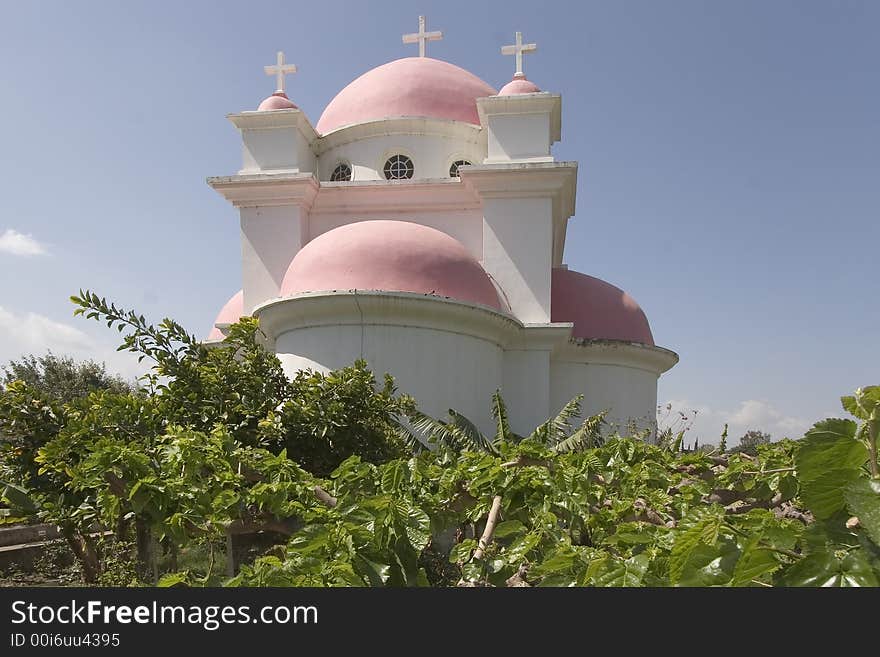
207,45,677,438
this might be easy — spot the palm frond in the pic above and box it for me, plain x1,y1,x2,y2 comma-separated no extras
448,409,495,454
490,390,511,445
406,408,459,449
394,422,427,454
529,395,584,445
551,411,607,454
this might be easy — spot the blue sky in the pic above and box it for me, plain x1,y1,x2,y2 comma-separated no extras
0,1,877,444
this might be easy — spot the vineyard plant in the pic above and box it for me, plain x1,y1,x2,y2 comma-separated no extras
1,292,878,587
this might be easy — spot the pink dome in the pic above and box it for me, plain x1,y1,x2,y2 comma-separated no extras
316,57,496,134
257,92,297,111
552,269,654,345
207,290,244,340
498,74,541,96
280,221,502,310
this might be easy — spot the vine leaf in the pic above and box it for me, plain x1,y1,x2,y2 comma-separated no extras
844,479,880,545
795,419,866,519
669,509,724,585
731,535,779,587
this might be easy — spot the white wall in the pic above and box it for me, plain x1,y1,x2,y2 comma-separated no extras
486,114,551,163
275,323,504,436
240,205,307,313
502,349,551,434
239,123,316,174
482,197,553,323
550,360,659,437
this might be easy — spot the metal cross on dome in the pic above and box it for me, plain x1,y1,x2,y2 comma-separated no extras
501,31,537,77
402,15,443,58
264,51,297,95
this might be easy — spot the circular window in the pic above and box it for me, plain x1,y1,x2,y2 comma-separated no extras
383,154,414,180
449,160,472,177
330,162,352,182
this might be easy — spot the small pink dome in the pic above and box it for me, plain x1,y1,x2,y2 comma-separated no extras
316,57,496,134
552,269,654,345
498,74,541,96
280,221,502,310
257,92,297,111
207,290,244,340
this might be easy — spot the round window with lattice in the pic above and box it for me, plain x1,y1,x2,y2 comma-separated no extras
449,160,472,177
383,154,414,180
330,162,352,182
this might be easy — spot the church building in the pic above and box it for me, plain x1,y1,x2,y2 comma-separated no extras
206,17,678,437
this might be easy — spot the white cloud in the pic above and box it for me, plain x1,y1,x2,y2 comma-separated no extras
0,305,146,381
0,229,48,256
659,397,812,446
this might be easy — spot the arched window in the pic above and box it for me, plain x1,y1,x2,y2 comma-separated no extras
449,160,472,177
330,162,352,182
383,154,414,180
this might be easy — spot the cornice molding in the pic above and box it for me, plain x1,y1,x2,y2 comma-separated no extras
206,172,320,208
315,117,484,155
553,339,679,375
254,291,522,348
228,108,319,144
312,178,482,214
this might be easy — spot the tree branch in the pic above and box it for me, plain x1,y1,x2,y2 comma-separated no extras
473,495,503,561
313,485,337,508
500,455,550,469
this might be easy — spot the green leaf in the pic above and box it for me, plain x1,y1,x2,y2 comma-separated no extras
491,390,511,444
669,510,724,585
493,520,526,540
780,553,840,587
592,553,651,587
841,386,880,420
801,469,866,520
353,554,391,587
844,478,880,545
731,536,780,587
503,532,541,565
0,480,37,515
211,489,240,511
677,542,737,587
841,396,860,419
380,460,410,493
449,539,477,564
397,500,430,552
448,409,492,453
839,550,880,587
781,550,879,587
796,419,866,519
796,419,863,478
157,572,190,587
530,546,578,578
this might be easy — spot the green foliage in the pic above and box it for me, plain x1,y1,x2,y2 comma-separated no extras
2,353,134,403
263,366,411,477
0,292,411,582
731,429,771,456
1,290,878,587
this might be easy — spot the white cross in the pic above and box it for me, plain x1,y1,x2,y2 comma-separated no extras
264,51,297,94
501,31,537,77
402,15,443,58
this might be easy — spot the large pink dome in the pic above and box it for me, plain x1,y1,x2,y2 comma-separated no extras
207,290,243,341
280,220,503,310
552,269,654,345
316,58,496,134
